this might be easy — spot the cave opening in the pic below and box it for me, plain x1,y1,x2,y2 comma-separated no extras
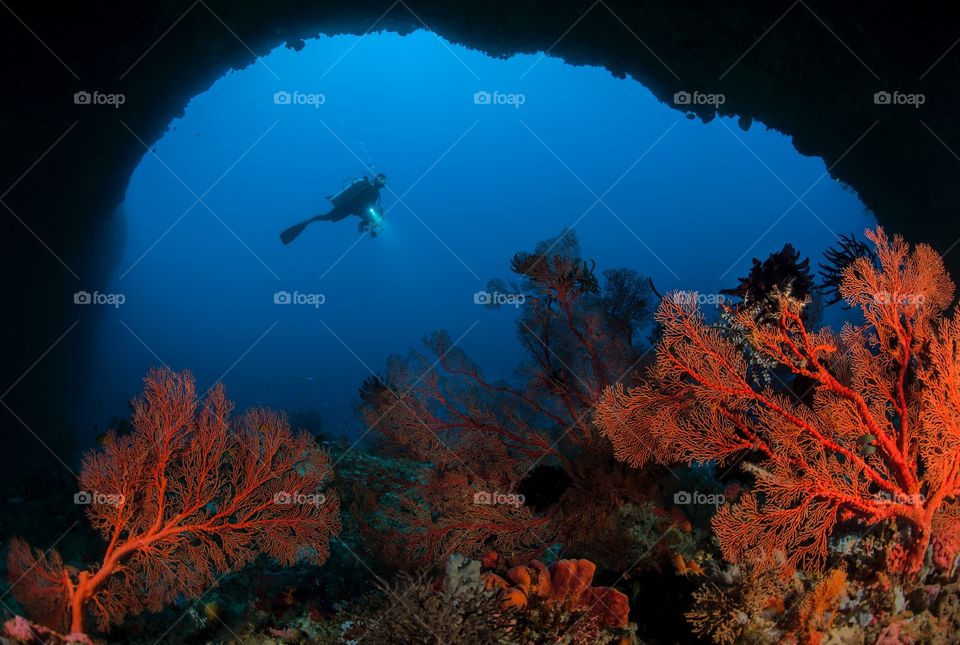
78,29,873,441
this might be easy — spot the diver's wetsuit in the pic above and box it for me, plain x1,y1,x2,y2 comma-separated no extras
316,179,382,222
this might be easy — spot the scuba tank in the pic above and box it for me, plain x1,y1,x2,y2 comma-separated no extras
327,176,370,207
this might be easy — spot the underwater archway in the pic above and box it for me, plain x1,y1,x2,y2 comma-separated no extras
80,30,874,438
5,1,957,485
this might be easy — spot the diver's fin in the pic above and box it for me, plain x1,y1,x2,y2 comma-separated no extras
280,218,315,245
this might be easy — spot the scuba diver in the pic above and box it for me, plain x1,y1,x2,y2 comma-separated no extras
280,172,387,245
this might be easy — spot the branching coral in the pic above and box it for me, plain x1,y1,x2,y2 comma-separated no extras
7,368,341,636
687,559,788,645
597,227,960,575
343,555,513,645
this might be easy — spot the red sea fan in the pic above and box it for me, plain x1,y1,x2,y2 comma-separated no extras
7,368,341,636
360,231,656,567
597,227,960,575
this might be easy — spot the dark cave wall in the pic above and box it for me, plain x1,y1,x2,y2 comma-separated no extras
1,0,959,477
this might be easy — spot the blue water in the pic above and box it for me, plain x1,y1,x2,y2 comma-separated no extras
81,30,873,440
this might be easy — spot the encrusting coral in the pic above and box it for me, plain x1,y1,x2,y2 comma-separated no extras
596,227,960,575
482,556,630,630
6,368,341,638
342,554,514,644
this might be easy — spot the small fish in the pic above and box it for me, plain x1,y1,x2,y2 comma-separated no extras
202,601,221,620
96,432,115,448
857,433,877,456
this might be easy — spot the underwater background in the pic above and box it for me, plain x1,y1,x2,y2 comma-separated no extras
81,30,871,441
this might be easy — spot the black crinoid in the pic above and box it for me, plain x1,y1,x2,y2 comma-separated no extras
722,243,814,318
358,373,392,408
817,233,878,306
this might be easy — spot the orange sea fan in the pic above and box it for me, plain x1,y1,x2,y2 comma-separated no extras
597,227,960,575
7,368,341,636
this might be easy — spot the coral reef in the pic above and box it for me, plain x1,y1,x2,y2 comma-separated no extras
5,368,341,637
9,229,960,642
686,527,960,645
597,227,960,575
343,554,636,645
